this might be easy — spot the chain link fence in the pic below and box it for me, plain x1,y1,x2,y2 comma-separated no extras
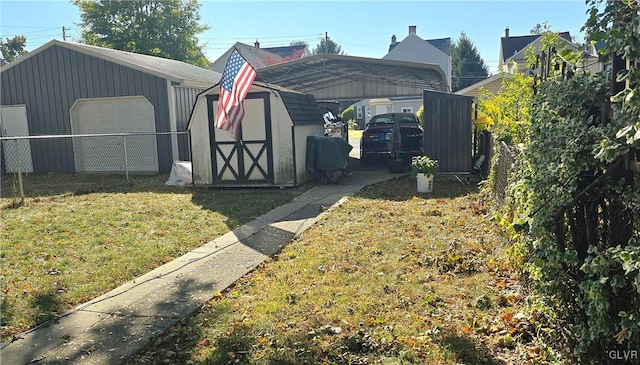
491,141,516,203
1,132,190,203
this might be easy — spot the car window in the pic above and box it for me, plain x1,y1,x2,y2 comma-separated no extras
368,115,416,126
369,117,393,125
396,116,417,123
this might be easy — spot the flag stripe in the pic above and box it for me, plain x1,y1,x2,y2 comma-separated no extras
215,50,257,139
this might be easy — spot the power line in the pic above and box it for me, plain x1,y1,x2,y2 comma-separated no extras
23,34,60,40
202,37,319,47
332,40,387,51
0,26,61,29
199,33,322,41
0,28,62,36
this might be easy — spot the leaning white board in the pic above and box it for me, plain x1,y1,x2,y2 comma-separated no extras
1,104,34,173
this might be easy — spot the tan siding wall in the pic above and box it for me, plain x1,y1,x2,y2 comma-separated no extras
457,78,503,100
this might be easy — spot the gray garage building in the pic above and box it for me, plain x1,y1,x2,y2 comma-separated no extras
0,39,221,173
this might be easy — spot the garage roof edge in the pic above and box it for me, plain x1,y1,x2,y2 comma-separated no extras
0,40,220,86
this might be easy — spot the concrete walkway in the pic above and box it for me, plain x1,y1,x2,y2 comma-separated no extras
1,168,397,365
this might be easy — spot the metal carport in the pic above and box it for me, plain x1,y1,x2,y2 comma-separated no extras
254,54,448,101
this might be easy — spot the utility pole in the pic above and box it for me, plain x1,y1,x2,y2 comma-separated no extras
62,26,70,41
325,32,328,54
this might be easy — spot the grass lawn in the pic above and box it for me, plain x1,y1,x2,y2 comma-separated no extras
0,174,310,338
127,176,559,364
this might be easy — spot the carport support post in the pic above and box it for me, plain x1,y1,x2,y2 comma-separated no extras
123,135,130,182
13,139,25,201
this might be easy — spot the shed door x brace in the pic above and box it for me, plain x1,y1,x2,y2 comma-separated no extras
207,92,274,184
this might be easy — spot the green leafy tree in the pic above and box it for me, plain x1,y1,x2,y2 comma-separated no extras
524,27,584,74
584,0,640,162
0,35,28,63
290,40,308,47
312,37,344,55
339,106,354,122
478,72,533,145
72,0,210,68
416,105,424,125
529,22,549,35
451,32,489,92
520,72,617,360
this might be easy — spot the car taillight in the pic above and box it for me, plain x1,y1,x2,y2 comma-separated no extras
362,131,378,141
403,129,423,138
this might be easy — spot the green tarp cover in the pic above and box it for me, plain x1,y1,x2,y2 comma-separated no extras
305,135,353,173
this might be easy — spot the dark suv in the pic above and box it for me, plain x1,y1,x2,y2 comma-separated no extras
359,112,423,165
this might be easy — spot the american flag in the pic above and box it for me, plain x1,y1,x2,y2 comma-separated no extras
215,50,257,139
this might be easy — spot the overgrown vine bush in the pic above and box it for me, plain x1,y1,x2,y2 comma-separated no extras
519,73,637,360
485,1,640,361
477,72,532,218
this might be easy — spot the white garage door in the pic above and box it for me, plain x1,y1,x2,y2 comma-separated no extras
375,105,387,116
71,96,158,172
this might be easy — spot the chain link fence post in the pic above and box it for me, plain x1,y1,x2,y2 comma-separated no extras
13,139,25,201
123,135,130,182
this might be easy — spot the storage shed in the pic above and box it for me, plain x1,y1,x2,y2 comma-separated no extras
188,82,324,187
0,39,221,173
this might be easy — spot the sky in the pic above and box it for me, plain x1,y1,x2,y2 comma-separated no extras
0,0,594,74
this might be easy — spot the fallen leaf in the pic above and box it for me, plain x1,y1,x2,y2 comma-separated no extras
615,329,628,344
500,312,513,324
197,338,211,347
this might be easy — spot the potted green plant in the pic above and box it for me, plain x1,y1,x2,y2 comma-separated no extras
411,155,438,192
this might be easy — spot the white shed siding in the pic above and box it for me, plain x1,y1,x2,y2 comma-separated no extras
189,90,213,185
269,93,295,186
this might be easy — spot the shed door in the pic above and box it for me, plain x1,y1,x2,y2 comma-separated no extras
70,96,158,172
1,105,34,173
208,92,273,184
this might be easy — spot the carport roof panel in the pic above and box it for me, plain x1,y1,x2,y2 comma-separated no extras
256,54,447,97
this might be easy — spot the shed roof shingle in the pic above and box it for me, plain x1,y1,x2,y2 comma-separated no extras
279,90,324,126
